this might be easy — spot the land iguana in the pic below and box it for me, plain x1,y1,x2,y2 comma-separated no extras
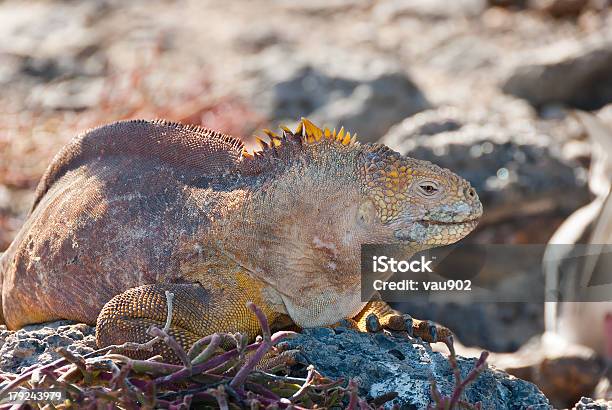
0,118,482,359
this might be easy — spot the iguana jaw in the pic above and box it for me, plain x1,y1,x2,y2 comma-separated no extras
391,198,483,246
392,218,480,246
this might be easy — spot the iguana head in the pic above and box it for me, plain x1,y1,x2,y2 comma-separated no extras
357,143,482,249
232,118,482,327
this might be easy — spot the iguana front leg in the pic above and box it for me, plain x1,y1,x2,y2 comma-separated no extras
351,301,453,344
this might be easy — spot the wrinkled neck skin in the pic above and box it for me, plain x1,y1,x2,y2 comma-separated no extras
212,153,388,327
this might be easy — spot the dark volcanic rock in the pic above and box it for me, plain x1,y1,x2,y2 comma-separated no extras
286,327,551,409
502,37,612,110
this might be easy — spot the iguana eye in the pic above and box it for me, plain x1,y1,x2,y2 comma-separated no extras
418,182,439,196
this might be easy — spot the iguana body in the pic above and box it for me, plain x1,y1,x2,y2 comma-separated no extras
0,119,482,358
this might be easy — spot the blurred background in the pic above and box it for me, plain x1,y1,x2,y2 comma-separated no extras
0,0,611,407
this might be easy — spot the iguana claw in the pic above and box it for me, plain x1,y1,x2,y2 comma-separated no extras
365,313,382,332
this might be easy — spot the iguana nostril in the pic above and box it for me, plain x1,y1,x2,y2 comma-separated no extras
466,187,477,199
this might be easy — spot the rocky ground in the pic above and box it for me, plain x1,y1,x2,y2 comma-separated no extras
0,322,96,375
0,321,607,409
287,327,551,409
1,0,612,408
0,321,552,409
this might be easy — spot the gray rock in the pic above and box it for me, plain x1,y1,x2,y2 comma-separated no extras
27,77,105,111
232,27,284,53
277,0,369,15
372,0,487,20
0,321,96,374
0,1,109,111
487,0,529,7
286,327,551,409
573,396,612,410
426,35,501,73
241,48,430,142
0,1,107,81
502,37,612,110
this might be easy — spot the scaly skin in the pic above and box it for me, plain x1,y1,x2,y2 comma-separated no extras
0,118,482,361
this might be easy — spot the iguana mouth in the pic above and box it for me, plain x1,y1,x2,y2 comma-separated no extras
394,218,480,243
421,218,480,226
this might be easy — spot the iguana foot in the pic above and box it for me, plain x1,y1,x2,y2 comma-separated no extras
255,347,306,371
352,301,453,345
